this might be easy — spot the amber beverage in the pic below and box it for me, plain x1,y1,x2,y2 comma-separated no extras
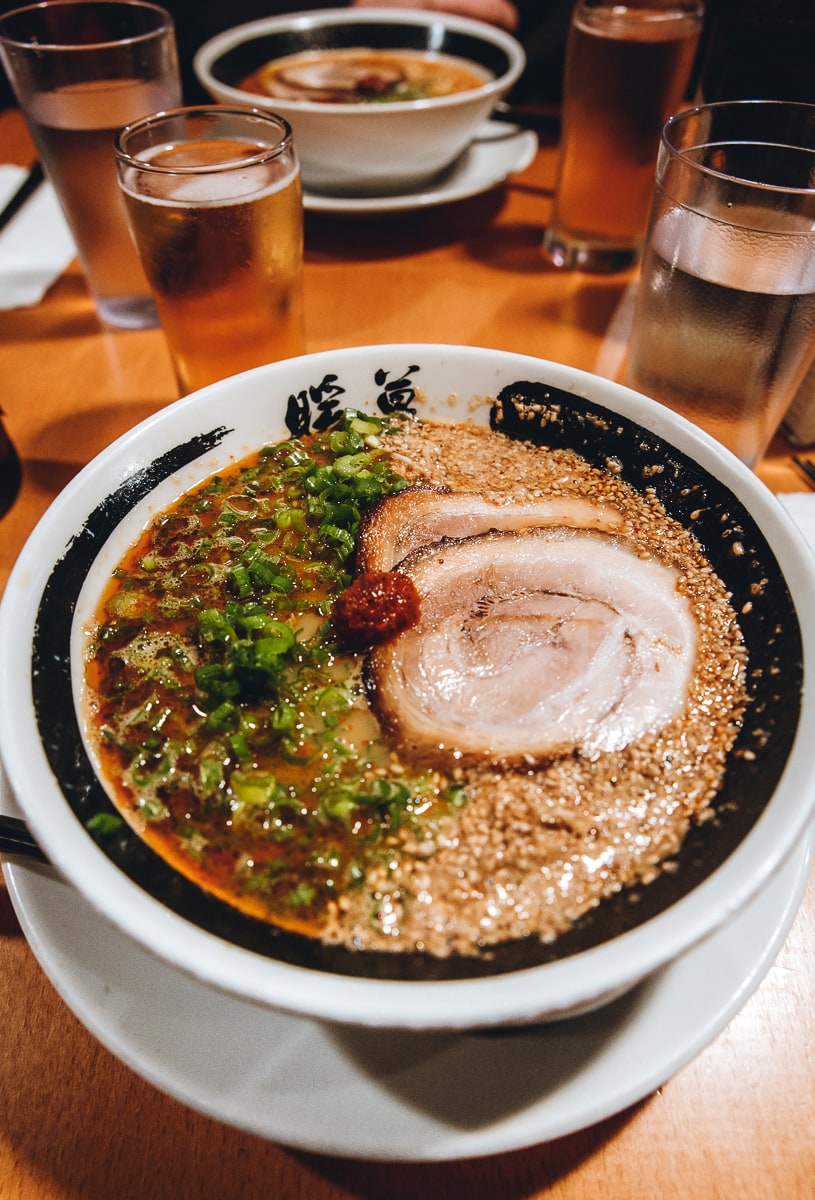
543,0,704,272
115,107,304,394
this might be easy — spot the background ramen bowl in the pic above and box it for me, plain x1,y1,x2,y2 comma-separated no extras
1,345,815,1032
193,8,526,194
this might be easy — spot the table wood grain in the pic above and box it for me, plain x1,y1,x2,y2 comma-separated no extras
1,106,813,1199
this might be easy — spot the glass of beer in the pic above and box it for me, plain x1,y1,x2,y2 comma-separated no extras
543,0,705,272
0,1,181,329
114,106,305,396
624,100,815,468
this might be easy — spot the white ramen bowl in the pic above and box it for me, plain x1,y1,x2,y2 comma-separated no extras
193,8,526,194
1,344,814,1032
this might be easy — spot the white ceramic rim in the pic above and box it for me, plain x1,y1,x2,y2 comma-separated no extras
2,344,814,1031
193,7,526,116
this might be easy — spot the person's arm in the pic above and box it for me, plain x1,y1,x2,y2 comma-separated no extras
349,0,520,32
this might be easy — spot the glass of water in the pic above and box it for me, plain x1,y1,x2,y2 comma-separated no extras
0,1,181,330
624,99,815,468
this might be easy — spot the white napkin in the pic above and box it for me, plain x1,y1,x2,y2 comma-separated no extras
778,493,815,551
0,164,76,310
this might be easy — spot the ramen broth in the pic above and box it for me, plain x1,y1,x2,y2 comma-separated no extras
238,47,491,103
83,410,748,958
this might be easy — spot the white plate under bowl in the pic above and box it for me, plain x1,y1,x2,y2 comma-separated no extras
1,765,810,1161
1,345,814,1033
303,121,537,215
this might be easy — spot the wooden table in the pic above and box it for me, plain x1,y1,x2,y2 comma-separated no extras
2,105,814,1198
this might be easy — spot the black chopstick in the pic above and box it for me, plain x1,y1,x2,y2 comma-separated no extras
492,101,561,136
0,160,44,235
0,815,49,863
792,455,815,488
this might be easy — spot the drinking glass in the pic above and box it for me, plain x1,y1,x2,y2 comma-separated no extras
114,106,305,395
0,1,181,329
624,100,815,469
543,0,705,272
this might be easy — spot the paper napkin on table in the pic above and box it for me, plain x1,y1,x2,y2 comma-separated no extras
0,164,76,310
779,493,815,552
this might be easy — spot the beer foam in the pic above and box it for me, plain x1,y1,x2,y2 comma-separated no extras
125,157,297,207
576,6,702,44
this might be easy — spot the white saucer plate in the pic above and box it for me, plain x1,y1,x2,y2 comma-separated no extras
2,761,810,1162
302,120,538,216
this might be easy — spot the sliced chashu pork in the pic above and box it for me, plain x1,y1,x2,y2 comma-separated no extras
254,59,406,102
356,486,625,574
364,526,696,767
